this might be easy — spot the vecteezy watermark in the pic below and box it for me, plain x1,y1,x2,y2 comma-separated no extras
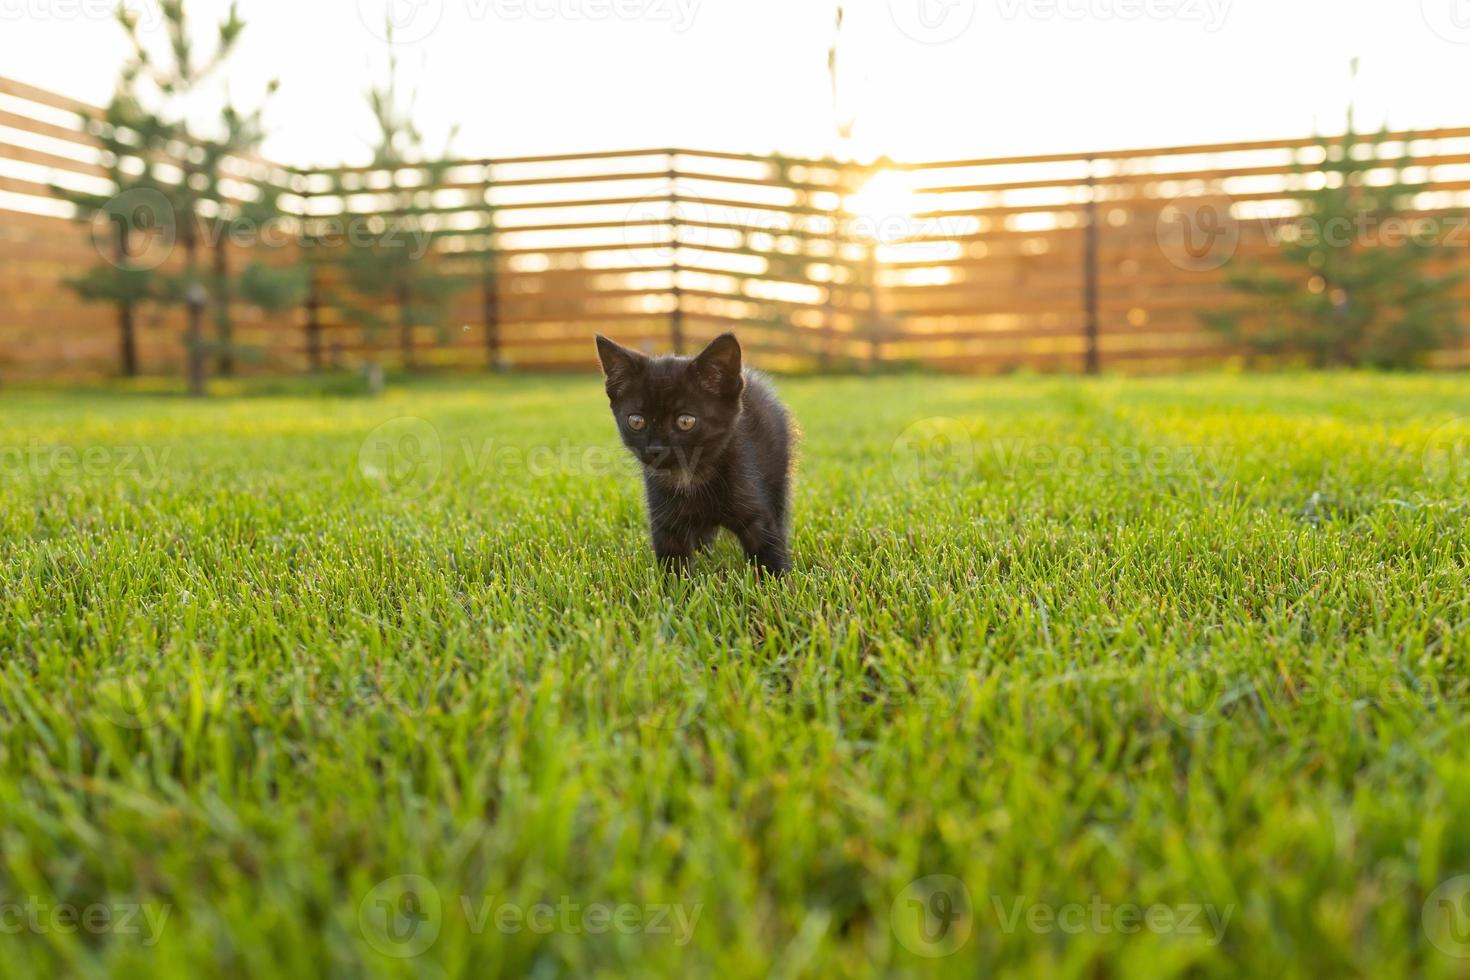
1159,192,1470,272
92,667,166,730
293,216,436,261
457,895,702,946
891,419,1229,487
847,215,968,257
989,441,1229,481
891,878,1233,957
605,650,711,735
989,895,1234,944
1424,875,1470,958
0,443,173,487
997,0,1231,31
89,190,437,271
622,195,711,268
1270,213,1470,251
892,418,976,488
1157,194,1240,272
89,663,457,731
0,0,167,28
0,898,171,946
89,188,177,273
1148,656,1231,731
1146,661,1470,733
357,0,700,42
1423,418,1470,489
358,877,703,959
889,0,977,44
358,418,724,496
891,876,974,958
359,417,444,498
477,0,700,31
357,0,445,43
359,876,444,959
1421,0,1470,44
623,196,967,265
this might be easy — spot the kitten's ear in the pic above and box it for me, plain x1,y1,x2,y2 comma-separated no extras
595,335,646,397
690,333,743,399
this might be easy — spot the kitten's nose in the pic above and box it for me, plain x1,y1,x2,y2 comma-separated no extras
641,446,673,464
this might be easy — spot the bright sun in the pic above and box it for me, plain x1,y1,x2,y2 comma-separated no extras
843,169,927,244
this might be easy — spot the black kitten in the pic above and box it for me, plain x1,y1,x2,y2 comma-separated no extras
595,333,794,576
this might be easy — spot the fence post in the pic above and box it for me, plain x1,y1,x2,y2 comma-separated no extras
181,158,206,397
301,174,323,373
1083,157,1101,375
866,244,882,371
821,163,844,371
820,223,836,370
667,149,684,355
481,161,501,370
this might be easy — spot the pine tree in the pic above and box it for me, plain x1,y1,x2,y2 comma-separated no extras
1204,90,1463,368
52,68,161,377
123,1,254,394
327,36,464,373
196,97,310,376
55,3,282,386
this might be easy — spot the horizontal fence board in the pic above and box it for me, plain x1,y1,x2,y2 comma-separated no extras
0,107,96,146
0,139,106,179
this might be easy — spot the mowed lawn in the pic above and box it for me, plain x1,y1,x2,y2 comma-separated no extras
1,371,1468,978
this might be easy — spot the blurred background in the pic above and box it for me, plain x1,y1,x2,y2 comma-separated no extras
1,0,1468,385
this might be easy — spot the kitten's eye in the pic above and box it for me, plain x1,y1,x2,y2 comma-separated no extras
627,414,647,432
677,414,698,432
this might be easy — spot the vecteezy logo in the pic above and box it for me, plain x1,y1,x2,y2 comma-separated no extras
889,0,976,43
891,875,974,958
1156,194,1239,272
1423,418,1470,490
93,666,164,730
91,188,176,272
1422,0,1470,43
622,194,709,270
892,417,975,487
1424,875,1470,958
614,651,709,735
1149,656,1230,731
358,875,444,958
357,0,445,44
359,417,444,497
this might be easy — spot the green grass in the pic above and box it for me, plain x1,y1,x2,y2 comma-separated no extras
1,371,1468,979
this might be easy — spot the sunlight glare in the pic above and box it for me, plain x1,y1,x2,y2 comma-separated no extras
844,169,927,245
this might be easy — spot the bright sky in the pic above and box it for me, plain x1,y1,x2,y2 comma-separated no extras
2,0,1468,166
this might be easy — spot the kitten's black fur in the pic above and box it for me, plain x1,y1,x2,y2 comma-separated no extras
595,333,794,576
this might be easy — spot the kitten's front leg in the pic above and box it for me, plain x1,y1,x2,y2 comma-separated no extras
651,524,696,575
736,520,790,577
644,483,695,575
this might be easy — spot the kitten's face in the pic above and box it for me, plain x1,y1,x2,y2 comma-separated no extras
595,334,745,481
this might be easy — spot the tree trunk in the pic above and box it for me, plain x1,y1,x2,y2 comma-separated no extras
115,223,138,377
118,302,138,378
184,217,207,397
214,240,234,377
482,258,500,370
305,262,323,373
397,275,415,371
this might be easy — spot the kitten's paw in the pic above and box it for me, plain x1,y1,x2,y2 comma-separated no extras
753,551,791,578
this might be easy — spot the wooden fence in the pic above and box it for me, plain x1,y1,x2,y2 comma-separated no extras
0,75,301,378
3,74,1470,379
